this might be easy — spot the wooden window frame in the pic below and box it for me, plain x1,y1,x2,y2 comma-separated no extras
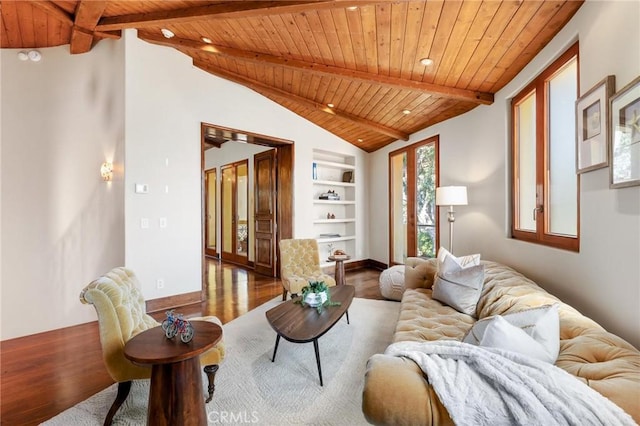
388,135,440,265
511,42,580,252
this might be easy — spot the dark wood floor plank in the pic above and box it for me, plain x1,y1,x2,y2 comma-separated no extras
0,259,383,424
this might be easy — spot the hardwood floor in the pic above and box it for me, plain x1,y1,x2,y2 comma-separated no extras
0,259,383,425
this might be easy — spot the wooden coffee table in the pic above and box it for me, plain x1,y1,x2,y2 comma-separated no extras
265,285,355,386
124,321,223,426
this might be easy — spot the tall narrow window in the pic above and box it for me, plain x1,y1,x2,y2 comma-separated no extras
389,136,439,264
512,42,579,251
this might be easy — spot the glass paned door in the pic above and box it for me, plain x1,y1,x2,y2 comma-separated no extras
389,136,439,265
205,168,217,256
416,144,437,257
390,152,408,264
221,160,249,265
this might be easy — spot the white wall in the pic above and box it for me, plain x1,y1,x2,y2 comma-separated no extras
123,31,368,301
0,41,125,339
369,0,640,348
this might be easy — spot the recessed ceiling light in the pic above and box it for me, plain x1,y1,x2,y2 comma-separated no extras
28,50,42,62
201,37,212,44
161,28,175,39
402,109,411,115
346,6,358,11
327,103,335,108
357,138,363,143
420,57,434,66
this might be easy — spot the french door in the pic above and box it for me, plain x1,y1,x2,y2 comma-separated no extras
389,136,439,265
204,168,217,257
221,160,249,265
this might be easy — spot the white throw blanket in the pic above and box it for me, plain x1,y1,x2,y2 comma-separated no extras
386,340,636,426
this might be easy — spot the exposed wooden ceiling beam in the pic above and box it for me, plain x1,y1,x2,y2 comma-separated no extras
96,1,371,32
31,1,73,26
141,34,493,105
70,1,107,54
93,31,122,40
193,60,409,142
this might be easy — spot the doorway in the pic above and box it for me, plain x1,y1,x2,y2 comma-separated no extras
201,123,294,286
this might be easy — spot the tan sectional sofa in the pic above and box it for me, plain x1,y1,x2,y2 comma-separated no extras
363,258,640,425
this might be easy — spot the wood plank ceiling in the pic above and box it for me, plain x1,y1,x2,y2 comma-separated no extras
1,0,584,152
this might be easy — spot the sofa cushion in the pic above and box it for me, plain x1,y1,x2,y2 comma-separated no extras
404,257,438,290
394,289,475,343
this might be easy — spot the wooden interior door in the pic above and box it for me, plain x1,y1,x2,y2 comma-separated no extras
254,149,277,276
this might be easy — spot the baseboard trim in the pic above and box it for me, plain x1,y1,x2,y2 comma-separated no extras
321,258,387,274
366,258,388,271
146,291,202,313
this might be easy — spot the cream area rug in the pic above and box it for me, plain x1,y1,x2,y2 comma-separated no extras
43,296,400,425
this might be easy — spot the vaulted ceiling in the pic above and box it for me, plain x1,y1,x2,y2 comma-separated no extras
1,1,584,152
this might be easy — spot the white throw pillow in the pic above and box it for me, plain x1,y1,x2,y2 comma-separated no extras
437,247,481,271
463,304,560,363
432,263,485,316
433,247,484,316
480,315,553,363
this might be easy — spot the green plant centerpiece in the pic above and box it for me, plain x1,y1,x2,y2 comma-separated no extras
297,281,341,313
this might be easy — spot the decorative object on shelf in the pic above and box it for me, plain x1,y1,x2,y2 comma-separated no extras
319,190,340,200
297,281,341,313
161,310,195,343
327,212,331,219
342,171,354,183
609,75,640,188
576,75,615,173
330,213,335,219
331,249,349,260
326,243,334,257
312,162,318,180
435,186,468,254
320,233,341,238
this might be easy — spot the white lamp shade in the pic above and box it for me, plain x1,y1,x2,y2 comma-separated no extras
436,186,468,206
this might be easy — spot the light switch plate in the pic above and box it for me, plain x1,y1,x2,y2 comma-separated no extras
141,218,149,229
135,183,149,194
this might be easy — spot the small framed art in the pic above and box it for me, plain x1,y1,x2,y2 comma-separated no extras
576,75,615,173
610,75,640,188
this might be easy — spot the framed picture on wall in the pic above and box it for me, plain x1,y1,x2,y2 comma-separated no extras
610,75,640,188
576,75,615,173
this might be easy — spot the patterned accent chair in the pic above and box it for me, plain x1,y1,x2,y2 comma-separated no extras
279,238,337,300
79,267,225,426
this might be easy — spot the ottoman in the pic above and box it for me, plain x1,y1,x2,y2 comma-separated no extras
379,265,405,301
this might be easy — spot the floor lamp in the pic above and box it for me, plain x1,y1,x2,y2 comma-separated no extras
435,186,468,254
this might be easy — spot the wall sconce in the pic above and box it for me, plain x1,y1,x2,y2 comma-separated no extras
101,162,113,181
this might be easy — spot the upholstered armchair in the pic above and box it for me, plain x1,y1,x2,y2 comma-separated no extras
279,238,336,300
79,267,225,425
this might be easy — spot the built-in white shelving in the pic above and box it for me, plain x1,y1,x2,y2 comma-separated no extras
312,149,357,261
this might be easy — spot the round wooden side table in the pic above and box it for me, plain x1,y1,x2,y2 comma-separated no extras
328,254,351,286
124,321,222,426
